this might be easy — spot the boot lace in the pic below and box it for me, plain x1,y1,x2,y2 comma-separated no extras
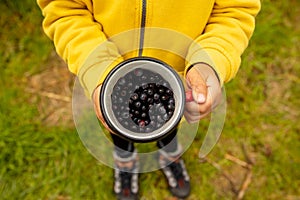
169,161,183,180
120,171,132,189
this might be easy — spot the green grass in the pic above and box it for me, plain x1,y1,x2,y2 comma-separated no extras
0,0,300,199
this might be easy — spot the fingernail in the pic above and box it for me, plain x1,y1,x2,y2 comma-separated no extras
197,94,206,103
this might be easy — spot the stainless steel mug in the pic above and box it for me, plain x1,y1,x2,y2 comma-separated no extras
100,57,186,142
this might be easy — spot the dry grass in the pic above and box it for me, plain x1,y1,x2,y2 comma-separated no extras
25,51,75,127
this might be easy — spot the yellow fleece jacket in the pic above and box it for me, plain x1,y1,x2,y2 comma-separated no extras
37,0,260,97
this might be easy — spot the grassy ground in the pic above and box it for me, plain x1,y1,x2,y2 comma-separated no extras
1,0,300,199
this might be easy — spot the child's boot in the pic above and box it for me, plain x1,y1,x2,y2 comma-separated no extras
113,150,139,200
159,146,190,198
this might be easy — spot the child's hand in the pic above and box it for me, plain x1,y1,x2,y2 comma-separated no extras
184,63,222,123
92,85,113,132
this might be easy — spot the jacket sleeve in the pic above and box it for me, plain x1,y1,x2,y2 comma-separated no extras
185,0,261,84
37,0,123,97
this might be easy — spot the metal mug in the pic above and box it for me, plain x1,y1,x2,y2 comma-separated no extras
100,57,186,142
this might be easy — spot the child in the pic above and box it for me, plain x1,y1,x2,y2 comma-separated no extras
37,0,260,199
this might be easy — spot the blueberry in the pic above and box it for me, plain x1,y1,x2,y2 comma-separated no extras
166,89,173,95
154,93,160,100
158,88,164,94
168,98,175,104
144,120,150,125
133,117,139,123
147,89,154,95
167,104,175,110
141,105,147,111
147,98,154,104
140,93,147,101
161,95,168,101
134,110,139,115
135,101,141,108
131,93,139,100
138,120,145,127
141,112,147,118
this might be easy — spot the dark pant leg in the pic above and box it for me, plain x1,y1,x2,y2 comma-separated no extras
110,133,135,158
156,128,178,153
111,128,178,157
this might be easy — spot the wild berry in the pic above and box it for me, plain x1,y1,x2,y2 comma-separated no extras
161,95,168,101
141,112,147,118
134,110,140,116
166,89,173,95
147,98,154,104
140,93,147,101
147,89,154,95
141,105,147,111
139,120,145,127
131,93,139,100
153,93,160,100
135,101,141,108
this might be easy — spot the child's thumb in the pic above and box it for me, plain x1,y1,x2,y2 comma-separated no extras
191,82,207,104
186,67,207,103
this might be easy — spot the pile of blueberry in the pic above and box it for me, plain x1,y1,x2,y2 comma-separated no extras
111,68,175,133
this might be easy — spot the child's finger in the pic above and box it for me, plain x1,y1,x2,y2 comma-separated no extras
92,85,113,132
186,67,207,104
